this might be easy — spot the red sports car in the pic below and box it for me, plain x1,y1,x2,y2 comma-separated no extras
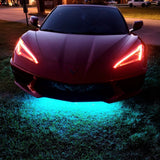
10,5,147,102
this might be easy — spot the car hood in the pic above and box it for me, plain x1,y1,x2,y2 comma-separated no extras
20,30,140,83
36,31,130,65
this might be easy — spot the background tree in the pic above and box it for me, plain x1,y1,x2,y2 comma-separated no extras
36,0,45,15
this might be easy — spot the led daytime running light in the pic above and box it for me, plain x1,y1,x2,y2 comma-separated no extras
113,44,143,69
16,39,38,64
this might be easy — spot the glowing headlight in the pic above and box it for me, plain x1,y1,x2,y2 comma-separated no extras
15,39,39,64
113,44,144,69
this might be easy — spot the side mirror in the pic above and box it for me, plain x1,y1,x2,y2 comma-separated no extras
29,16,40,28
129,21,143,33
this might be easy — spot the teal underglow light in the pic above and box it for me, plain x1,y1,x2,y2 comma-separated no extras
22,97,122,120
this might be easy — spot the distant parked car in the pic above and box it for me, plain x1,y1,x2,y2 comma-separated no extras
0,0,8,6
128,0,151,7
151,0,160,5
104,0,117,5
156,0,160,5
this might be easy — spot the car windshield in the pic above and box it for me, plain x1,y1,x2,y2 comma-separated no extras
41,5,129,35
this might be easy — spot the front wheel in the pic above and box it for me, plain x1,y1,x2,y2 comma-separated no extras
129,3,133,7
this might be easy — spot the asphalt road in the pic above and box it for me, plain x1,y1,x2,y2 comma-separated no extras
0,7,160,45
0,7,38,23
126,18,160,46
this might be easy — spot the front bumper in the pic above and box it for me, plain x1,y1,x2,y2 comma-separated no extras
11,65,146,103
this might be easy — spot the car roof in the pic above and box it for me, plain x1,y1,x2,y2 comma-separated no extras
57,4,117,9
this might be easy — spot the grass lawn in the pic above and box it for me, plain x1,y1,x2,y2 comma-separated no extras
119,6,160,20
30,5,160,20
0,20,160,159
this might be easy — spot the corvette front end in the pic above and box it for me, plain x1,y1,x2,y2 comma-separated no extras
10,5,147,103
10,35,147,103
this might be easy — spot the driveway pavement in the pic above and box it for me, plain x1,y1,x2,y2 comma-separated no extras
126,18,160,46
0,7,160,46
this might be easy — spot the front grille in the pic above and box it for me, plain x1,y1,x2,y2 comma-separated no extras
11,65,145,102
34,78,114,102
48,81,110,93
11,66,33,91
11,66,114,101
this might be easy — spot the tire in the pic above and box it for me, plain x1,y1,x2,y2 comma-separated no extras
146,2,151,7
129,3,133,7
